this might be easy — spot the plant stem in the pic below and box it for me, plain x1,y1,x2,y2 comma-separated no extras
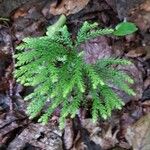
46,14,66,37
0,17,10,21
54,14,66,29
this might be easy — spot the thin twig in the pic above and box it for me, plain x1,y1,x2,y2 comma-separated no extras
0,17,10,21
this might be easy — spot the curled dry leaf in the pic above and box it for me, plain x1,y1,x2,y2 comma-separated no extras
50,0,90,16
125,113,150,150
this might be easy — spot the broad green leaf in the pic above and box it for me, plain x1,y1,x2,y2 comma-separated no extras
113,22,138,36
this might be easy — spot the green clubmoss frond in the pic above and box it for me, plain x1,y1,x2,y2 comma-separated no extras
14,15,137,128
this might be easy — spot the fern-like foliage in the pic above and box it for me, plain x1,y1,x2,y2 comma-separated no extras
14,15,137,129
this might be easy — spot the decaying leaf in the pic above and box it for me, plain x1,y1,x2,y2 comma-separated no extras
90,125,119,150
129,0,150,32
125,113,150,150
63,119,74,150
126,47,147,58
72,119,119,150
50,0,90,16
80,36,112,64
7,123,63,150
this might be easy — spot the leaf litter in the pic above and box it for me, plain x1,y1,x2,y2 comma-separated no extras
0,0,150,149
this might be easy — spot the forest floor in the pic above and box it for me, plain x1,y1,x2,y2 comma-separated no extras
0,0,150,150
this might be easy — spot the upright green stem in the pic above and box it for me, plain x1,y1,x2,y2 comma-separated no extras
53,14,66,30
46,14,66,37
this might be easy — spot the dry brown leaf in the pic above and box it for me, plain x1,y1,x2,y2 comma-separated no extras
50,0,90,16
144,46,150,60
81,119,119,149
126,47,147,58
129,0,150,32
90,125,119,150
12,7,28,20
140,0,150,12
125,113,150,150
63,119,74,149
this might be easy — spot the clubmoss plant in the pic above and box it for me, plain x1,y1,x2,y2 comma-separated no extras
14,14,137,128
